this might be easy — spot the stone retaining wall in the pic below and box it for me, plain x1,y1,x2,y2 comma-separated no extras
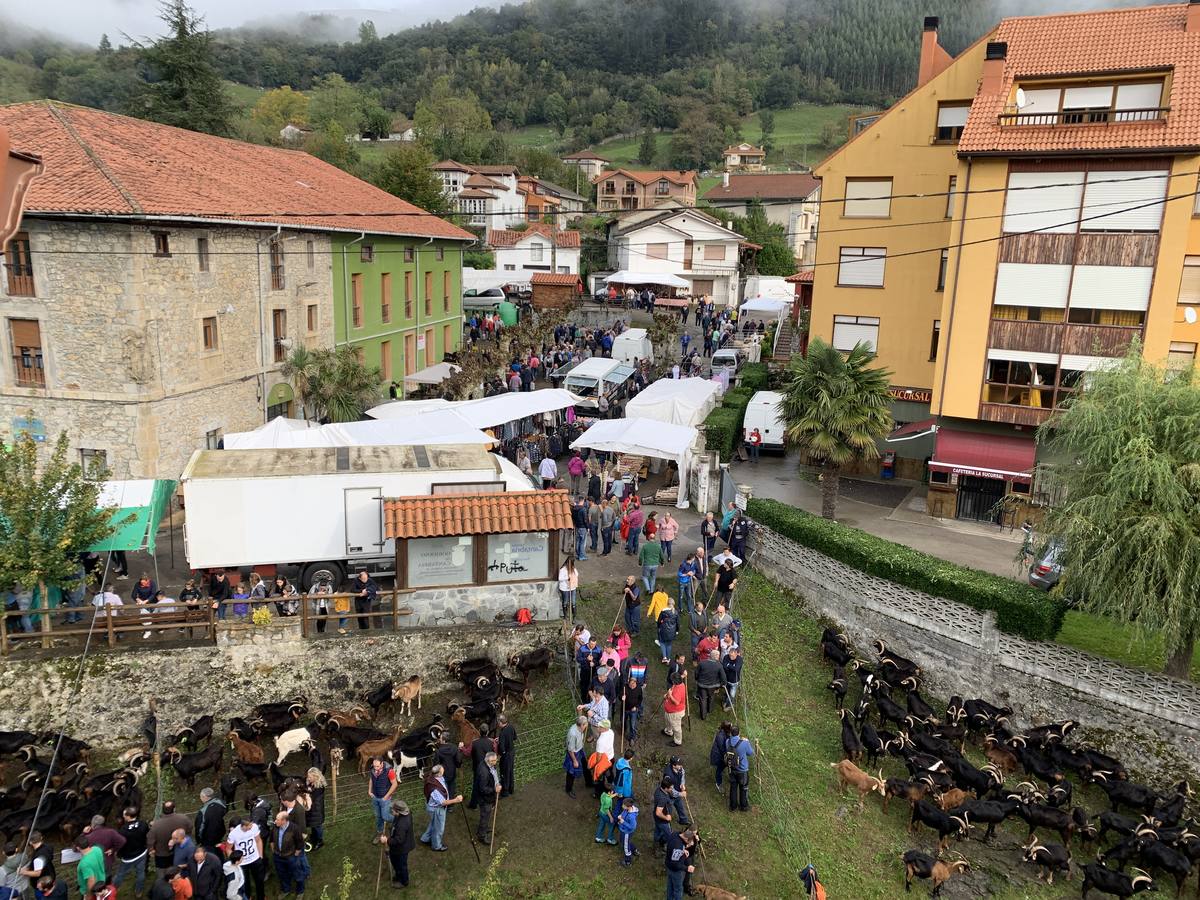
751,525,1200,786
401,579,556,626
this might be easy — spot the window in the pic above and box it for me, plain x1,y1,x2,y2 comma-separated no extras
656,179,670,196
937,249,949,291
1066,307,1144,326
307,304,318,333
604,180,615,195
79,448,107,473
983,357,1069,409
1006,79,1166,125
404,272,413,318
306,240,315,270
267,400,292,421
424,272,433,316
4,231,34,296
837,247,886,287
531,242,544,262
202,316,218,351
993,305,1065,323
994,263,1072,309
153,232,171,257
1180,256,1200,304
935,103,970,141
406,536,475,587
703,244,727,261
272,309,287,362
197,237,210,272
929,320,941,361
558,266,569,274
361,245,375,263
380,340,392,381
504,264,516,271
404,247,415,263
436,246,445,261
646,243,669,260
443,271,451,312
945,176,958,219
351,273,363,328
486,532,550,582
269,239,285,290
1003,172,1085,234
8,319,43,387
831,315,880,352
1168,341,1197,368
1079,170,1168,232
205,428,222,450
381,273,392,323
843,178,892,218
443,323,453,356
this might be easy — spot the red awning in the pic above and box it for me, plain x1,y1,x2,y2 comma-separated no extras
929,428,1035,483
886,418,937,443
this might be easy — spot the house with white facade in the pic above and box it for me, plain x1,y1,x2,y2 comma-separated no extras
487,225,580,276
561,150,609,182
700,172,821,267
432,160,525,228
723,143,766,170
607,209,742,306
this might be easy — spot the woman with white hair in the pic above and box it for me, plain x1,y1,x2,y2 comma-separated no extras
304,769,326,850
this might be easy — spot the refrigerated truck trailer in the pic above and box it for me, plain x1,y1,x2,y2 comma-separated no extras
181,444,531,589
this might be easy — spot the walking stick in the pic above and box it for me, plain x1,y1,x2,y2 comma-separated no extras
460,801,481,863
373,839,385,897
489,791,500,855
330,749,343,822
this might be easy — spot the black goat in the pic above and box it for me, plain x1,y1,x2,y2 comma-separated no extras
0,731,39,756
229,718,262,742
899,677,938,725
827,666,848,710
508,647,553,681
1047,779,1073,809
1023,720,1077,747
963,699,1012,731
909,798,969,851
821,639,852,667
327,724,389,754
947,756,1002,797
447,699,501,727
901,850,969,896
839,708,862,762
1080,863,1154,898
253,696,307,719
1151,781,1193,828
162,742,223,789
875,689,908,730
268,761,306,794
255,707,303,736
859,722,886,767
1098,811,1146,843
171,714,214,750
1096,776,1161,815
962,798,1020,841
1133,836,1191,897
1022,835,1071,886
219,773,242,805
364,681,395,717
874,640,920,680
235,761,269,784
447,657,500,683
1081,747,1128,782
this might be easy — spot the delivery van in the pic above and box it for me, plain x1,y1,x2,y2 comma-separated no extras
611,328,654,364
743,390,786,452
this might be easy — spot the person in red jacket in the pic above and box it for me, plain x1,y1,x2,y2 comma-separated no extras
662,672,687,747
746,427,763,463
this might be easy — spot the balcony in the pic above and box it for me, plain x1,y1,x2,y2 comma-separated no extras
980,403,1052,426
998,107,1168,127
12,353,45,388
1062,323,1140,357
988,319,1062,354
988,319,1141,358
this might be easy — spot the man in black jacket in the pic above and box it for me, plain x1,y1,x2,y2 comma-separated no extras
474,752,500,844
385,801,416,888
194,788,227,856
721,646,743,710
664,828,695,900
434,735,463,798
353,569,379,630
208,572,232,621
187,845,223,900
694,649,727,720
467,725,493,809
496,715,518,797
113,808,149,897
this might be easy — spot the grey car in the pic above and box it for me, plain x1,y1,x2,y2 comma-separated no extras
1028,541,1063,591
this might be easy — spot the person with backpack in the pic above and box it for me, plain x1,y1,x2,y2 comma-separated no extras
725,725,755,812
655,599,678,665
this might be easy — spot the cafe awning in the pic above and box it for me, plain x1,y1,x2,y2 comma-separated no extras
886,418,938,443
929,428,1035,483
89,479,177,554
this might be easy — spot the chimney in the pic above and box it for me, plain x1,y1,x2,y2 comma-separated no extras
1190,0,1200,32
980,41,1008,96
723,171,730,189
918,16,953,87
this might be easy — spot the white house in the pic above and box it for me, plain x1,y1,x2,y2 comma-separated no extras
487,225,581,276
561,150,609,182
700,172,822,267
432,161,526,229
722,143,766,171
607,209,742,306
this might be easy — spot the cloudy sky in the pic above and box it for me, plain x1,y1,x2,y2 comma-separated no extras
19,0,491,44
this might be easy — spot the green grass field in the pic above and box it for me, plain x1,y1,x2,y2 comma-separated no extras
1057,609,1200,680
224,81,265,113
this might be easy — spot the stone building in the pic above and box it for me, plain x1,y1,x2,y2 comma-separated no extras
0,101,469,479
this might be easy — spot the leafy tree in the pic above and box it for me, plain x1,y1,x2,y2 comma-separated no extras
756,241,798,277
1036,350,1200,677
358,20,378,43
413,77,492,162
251,86,309,133
136,0,234,136
763,70,798,109
647,311,680,367
0,433,124,622
374,142,449,215
669,108,725,170
779,339,893,519
464,248,495,269
303,122,361,173
543,92,568,136
281,345,382,423
818,120,845,150
638,130,657,166
759,108,775,155
732,199,796,276
98,34,113,55
359,104,393,140
308,73,365,134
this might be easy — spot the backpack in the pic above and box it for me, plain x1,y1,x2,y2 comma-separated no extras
800,863,826,899
515,607,533,626
723,737,741,771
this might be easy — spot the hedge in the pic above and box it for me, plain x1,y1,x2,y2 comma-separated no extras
740,363,770,392
747,498,1068,641
703,407,740,461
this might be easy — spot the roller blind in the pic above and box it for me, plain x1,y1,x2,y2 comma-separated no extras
993,263,1072,308
843,180,892,218
1115,82,1163,111
1060,354,1119,372
1020,89,1061,116
1062,85,1114,108
1068,265,1154,310
837,247,886,286
9,319,41,346
832,316,880,352
936,105,970,127
1080,170,1167,231
1179,256,1200,304
1003,172,1084,233
986,348,1059,365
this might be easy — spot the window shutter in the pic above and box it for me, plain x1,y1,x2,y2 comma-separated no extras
993,263,1071,308
1114,82,1162,111
936,105,970,128
1002,172,1084,233
1020,89,1062,116
1079,170,1167,231
1179,257,1200,304
838,248,886,286
1062,85,1113,108
1069,266,1153,310
843,180,892,217
9,319,41,346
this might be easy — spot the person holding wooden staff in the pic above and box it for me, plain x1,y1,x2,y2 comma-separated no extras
474,752,501,848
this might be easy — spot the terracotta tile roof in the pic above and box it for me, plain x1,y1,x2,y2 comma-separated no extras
701,173,821,202
474,164,519,176
530,272,582,286
1,101,474,240
383,489,573,538
786,268,814,283
486,224,581,248
432,159,471,171
592,168,698,187
562,150,609,161
723,143,765,156
457,188,495,200
960,3,1200,155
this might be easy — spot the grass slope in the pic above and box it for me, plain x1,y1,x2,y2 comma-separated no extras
1058,609,1200,681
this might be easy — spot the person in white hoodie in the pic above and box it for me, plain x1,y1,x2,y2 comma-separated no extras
223,849,245,900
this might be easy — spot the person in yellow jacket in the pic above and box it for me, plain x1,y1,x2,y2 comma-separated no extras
645,588,670,623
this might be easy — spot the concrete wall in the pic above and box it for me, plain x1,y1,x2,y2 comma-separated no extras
751,524,1200,786
0,620,562,748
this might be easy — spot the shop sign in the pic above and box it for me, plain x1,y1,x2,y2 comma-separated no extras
487,532,549,582
409,535,473,587
887,386,932,403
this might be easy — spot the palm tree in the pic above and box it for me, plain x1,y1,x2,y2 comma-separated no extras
779,338,894,520
281,345,382,423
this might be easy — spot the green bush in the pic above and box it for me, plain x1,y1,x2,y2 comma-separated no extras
740,363,770,392
723,387,753,414
704,407,740,461
747,498,1068,641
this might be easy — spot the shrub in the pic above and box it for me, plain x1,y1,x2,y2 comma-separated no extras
747,498,1068,641
740,362,770,392
723,387,753,415
703,407,740,461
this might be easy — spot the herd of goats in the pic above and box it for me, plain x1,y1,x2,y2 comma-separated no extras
0,647,553,847
820,628,1197,899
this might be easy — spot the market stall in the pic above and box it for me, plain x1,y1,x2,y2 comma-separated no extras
570,417,697,508
221,409,494,449
739,296,792,318
223,417,316,449
625,377,721,428
91,479,178,555
404,361,461,388
603,270,690,289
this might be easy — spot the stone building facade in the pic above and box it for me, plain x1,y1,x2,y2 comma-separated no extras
0,217,332,478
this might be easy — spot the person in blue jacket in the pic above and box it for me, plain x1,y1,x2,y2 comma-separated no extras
616,797,639,867
724,725,756,812
613,749,634,801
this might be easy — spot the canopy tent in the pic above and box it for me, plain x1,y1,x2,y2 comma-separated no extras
404,362,461,387
571,417,697,508
739,296,792,316
89,479,177,554
364,398,453,420
604,270,690,289
625,377,721,428
456,389,582,429
222,410,494,449
223,416,316,449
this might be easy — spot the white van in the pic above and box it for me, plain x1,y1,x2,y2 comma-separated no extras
562,357,637,409
710,347,744,374
744,390,786,452
611,328,654,365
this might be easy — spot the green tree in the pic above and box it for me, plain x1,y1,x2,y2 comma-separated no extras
543,92,568,136
251,86,309,133
638,130,657,166
308,73,365,134
756,241,797,277
281,345,382,423
0,433,123,624
358,20,378,43
1036,350,1200,677
304,122,361,173
759,108,776,155
413,76,492,162
137,0,234,136
818,120,844,150
669,108,725,170
464,248,495,269
98,34,113,54
732,199,796,276
779,339,893,519
359,105,393,141
374,142,449,215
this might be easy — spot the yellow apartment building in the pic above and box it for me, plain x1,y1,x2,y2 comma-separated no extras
811,3,1200,521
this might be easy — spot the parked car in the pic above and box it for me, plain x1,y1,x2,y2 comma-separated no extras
711,347,744,375
1028,540,1064,591
463,286,506,310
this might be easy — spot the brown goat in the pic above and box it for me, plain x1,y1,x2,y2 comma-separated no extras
227,731,264,765
830,759,885,809
937,788,974,811
451,708,480,748
391,675,423,718
984,736,1019,776
314,707,370,730
883,779,928,814
356,725,404,775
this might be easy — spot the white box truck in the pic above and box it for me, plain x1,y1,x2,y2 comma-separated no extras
743,390,786,452
611,328,654,365
743,276,793,302
181,444,531,589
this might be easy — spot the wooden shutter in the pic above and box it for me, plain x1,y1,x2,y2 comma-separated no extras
9,319,41,347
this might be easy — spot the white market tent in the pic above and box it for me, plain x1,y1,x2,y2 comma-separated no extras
222,417,316,449
604,270,690,289
404,362,461,387
221,409,494,449
571,416,696,508
739,296,792,316
625,377,721,428
365,398,453,419
366,389,582,430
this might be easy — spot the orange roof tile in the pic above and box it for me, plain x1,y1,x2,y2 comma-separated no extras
785,269,814,283
960,3,1200,155
591,168,698,187
562,150,609,161
1,101,474,241
723,143,765,156
486,224,581,248
701,172,820,202
530,273,582,286
383,490,573,538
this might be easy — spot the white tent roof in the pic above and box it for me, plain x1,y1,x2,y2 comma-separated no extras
457,389,582,429
739,296,792,315
222,410,494,449
404,362,461,386
572,416,696,509
364,398,454,420
222,417,317,450
625,377,721,428
604,270,689,289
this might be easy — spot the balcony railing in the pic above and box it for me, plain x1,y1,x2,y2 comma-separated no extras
998,107,1168,127
1062,323,1141,357
988,319,1141,358
980,403,1053,426
13,354,45,387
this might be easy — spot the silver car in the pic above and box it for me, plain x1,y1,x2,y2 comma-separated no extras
1028,541,1063,591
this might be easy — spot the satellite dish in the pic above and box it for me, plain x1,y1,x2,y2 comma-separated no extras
1186,307,1198,325
1015,88,1028,109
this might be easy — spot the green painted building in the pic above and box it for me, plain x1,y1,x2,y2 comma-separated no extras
331,233,470,392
